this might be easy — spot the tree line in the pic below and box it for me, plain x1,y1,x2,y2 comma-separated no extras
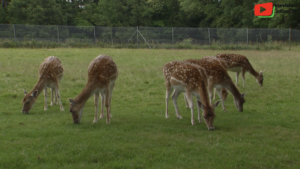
0,0,299,28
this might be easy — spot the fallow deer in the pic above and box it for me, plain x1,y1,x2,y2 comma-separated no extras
68,55,118,124
215,53,264,87
22,56,64,113
184,57,246,112
164,61,220,130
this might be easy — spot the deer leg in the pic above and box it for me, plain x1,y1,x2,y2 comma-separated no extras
50,88,54,106
241,69,246,87
165,83,173,119
183,93,189,108
105,84,110,124
171,90,182,119
185,91,195,125
55,80,64,111
196,96,202,123
213,88,217,100
93,92,100,123
44,88,48,111
216,88,227,112
54,88,58,104
208,84,214,105
235,72,240,86
108,83,115,118
100,93,105,119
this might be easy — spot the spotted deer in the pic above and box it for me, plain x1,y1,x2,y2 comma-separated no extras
215,53,264,87
68,55,118,124
22,56,64,113
164,61,220,130
185,56,229,103
184,57,246,112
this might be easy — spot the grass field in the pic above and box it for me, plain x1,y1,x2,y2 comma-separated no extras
0,48,300,169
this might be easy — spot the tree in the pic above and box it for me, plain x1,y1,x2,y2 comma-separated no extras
212,0,258,28
1,0,11,23
7,0,68,25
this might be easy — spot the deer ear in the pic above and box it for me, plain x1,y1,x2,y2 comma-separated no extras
23,88,27,95
68,99,76,105
259,70,264,75
197,100,205,109
213,100,221,108
241,93,246,98
31,90,38,97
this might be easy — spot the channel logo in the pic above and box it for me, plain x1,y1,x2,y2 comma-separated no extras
254,2,275,18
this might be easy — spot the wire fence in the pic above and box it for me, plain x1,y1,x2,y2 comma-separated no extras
1,24,300,48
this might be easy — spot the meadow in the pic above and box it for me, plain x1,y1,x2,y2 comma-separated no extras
0,48,299,169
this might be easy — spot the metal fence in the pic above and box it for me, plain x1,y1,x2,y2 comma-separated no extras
1,24,300,48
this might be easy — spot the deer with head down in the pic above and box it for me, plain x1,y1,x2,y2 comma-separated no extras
184,56,229,104
164,61,220,130
68,55,118,124
22,56,64,113
184,57,246,112
215,53,264,87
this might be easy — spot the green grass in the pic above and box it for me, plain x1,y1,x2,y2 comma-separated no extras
0,48,300,168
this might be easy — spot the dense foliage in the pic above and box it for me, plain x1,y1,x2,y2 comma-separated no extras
1,0,299,28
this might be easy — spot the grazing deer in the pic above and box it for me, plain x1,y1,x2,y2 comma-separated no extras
184,57,246,112
185,56,229,103
68,55,118,124
22,56,64,113
215,53,264,87
164,61,220,130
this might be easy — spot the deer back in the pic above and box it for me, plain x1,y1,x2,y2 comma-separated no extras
87,55,118,84
170,63,208,93
216,53,251,70
38,56,64,81
184,58,231,85
163,60,185,84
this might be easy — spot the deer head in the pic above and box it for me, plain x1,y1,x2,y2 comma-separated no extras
197,100,221,130
21,89,38,114
234,93,246,112
68,99,83,124
221,88,228,101
256,70,264,87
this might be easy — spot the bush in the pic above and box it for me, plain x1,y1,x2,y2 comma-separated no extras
0,39,293,50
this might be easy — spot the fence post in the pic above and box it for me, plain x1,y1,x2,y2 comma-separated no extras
57,25,59,43
13,24,16,41
208,28,211,49
137,26,139,49
94,26,96,43
289,27,291,51
247,28,249,47
111,27,113,46
172,27,174,49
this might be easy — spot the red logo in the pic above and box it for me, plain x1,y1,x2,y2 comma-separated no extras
254,2,273,16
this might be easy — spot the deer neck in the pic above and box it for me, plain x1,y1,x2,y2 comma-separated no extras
248,65,259,78
30,78,47,97
225,81,243,101
74,82,96,105
198,80,211,109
